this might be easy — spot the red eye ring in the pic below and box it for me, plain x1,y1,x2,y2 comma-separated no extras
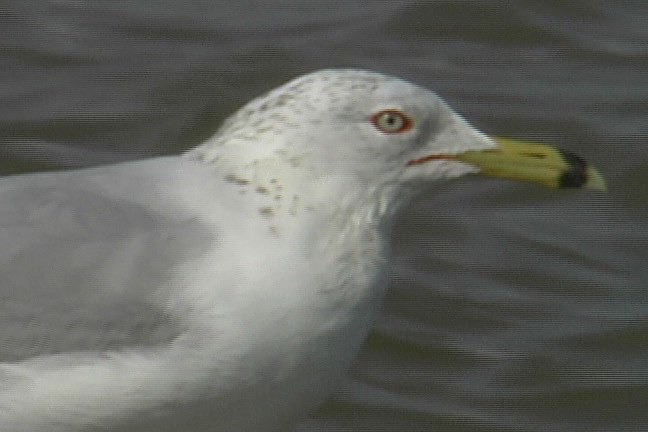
371,110,414,134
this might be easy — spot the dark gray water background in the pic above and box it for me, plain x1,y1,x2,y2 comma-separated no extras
1,1,647,431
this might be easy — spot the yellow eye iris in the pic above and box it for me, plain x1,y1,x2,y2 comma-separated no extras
371,110,413,134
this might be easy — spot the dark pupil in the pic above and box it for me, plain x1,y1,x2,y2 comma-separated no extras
386,115,397,125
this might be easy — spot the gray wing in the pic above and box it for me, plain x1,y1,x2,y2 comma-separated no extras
0,157,218,362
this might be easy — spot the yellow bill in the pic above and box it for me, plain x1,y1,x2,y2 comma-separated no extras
409,137,607,191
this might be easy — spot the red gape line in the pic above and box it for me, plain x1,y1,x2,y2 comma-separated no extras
406,155,456,166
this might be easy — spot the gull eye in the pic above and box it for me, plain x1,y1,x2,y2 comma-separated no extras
371,110,413,134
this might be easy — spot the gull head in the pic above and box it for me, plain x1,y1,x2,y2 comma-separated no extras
189,70,493,188
187,69,605,217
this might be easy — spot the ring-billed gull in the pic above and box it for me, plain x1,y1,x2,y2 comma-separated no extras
0,69,605,431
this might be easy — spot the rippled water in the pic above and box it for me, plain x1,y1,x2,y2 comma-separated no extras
1,1,647,430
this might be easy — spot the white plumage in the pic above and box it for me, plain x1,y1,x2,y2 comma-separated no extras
0,69,496,431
